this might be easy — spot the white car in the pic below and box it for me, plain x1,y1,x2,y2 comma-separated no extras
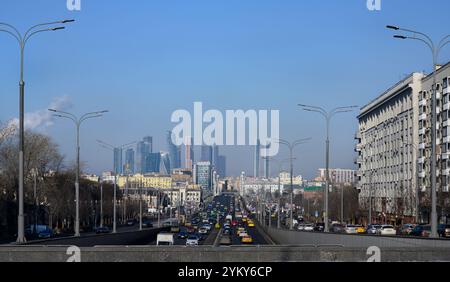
238,231,249,237
345,224,358,234
186,236,199,246
303,224,314,232
198,227,208,234
297,224,305,231
380,225,396,236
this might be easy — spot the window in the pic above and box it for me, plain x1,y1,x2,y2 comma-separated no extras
444,110,449,121
444,78,448,89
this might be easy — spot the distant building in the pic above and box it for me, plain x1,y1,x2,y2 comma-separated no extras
184,136,194,170
113,148,123,174
317,168,356,185
136,136,152,173
145,152,161,173
125,148,135,174
117,173,172,189
201,145,213,163
101,171,116,183
217,155,226,177
160,152,171,175
279,171,303,186
81,174,99,183
167,131,180,172
195,161,212,190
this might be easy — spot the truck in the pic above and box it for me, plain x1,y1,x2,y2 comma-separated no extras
156,233,174,245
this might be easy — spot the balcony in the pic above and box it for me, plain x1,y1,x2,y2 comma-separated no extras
418,157,425,164
419,113,427,121
355,156,362,164
437,92,442,99
444,120,450,127
419,143,426,149
443,169,450,176
445,102,450,111
419,99,427,107
444,136,450,143
444,87,449,95
437,107,441,114
419,128,426,135
418,171,426,178
355,144,362,152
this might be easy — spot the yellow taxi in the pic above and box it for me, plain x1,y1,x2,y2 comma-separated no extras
356,225,365,234
242,217,248,222
241,236,253,244
236,227,245,235
215,223,221,229
247,221,255,228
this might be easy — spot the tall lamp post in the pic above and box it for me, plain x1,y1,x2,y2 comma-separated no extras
277,138,311,230
97,139,136,233
1,19,75,243
273,158,291,229
298,104,357,232
50,109,107,237
387,25,450,237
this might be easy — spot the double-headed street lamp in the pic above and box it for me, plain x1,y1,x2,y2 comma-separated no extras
50,109,108,236
277,138,311,230
97,139,136,233
298,104,358,232
387,25,450,238
1,19,75,243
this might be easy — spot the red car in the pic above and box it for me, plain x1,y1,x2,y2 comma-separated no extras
231,220,238,226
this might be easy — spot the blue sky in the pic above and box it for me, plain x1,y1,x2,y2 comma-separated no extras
1,0,449,178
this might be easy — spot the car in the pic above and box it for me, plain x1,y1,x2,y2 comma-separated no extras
297,224,305,231
438,224,450,238
411,224,431,237
303,224,314,232
314,223,325,232
203,224,212,231
177,231,188,239
236,227,245,235
37,228,54,239
126,219,135,226
399,224,416,235
186,236,199,246
366,224,382,235
247,221,255,228
330,224,345,233
344,224,359,234
231,220,238,226
170,226,181,233
355,225,365,234
241,236,253,244
223,228,231,236
142,220,153,228
96,226,111,234
380,225,396,236
238,231,249,238
198,227,208,234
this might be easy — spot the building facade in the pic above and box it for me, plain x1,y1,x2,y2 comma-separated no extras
356,72,424,223
195,161,212,190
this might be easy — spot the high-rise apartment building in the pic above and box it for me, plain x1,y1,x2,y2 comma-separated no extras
125,148,135,174
113,147,123,174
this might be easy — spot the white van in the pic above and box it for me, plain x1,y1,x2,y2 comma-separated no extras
156,233,174,245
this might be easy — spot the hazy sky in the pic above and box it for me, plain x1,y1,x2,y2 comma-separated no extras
1,0,449,179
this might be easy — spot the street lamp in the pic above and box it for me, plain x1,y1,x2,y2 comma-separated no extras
1,19,75,243
50,109,108,236
298,104,357,232
277,138,311,230
271,158,292,229
387,25,450,237
97,139,136,233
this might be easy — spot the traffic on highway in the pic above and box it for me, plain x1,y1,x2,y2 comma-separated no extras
153,193,270,246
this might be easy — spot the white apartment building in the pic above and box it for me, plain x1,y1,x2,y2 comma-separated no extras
317,168,356,184
356,72,424,223
418,62,450,222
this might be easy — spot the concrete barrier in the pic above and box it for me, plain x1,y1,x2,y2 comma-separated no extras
264,226,450,248
1,245,450,262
